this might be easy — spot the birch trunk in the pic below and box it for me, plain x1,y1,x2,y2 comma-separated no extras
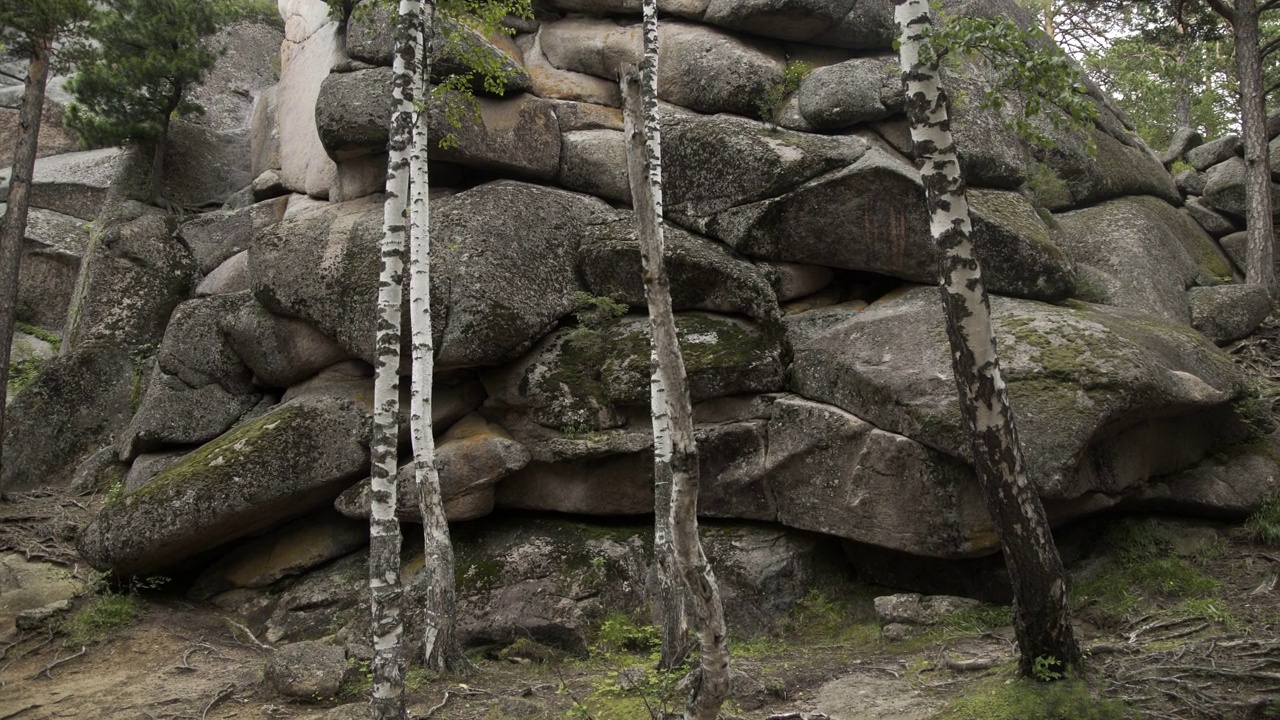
1232,0,1276,295
621,2,728,714
893,0,1082,678
0,37,51,463
369,2,419,717
406,1,459,673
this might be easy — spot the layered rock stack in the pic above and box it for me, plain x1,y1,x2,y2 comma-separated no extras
3,0,1278,648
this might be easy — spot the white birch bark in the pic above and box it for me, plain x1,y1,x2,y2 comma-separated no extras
406,0,459,674
894,0,1082,678
622,2,728,714
369,3,419,718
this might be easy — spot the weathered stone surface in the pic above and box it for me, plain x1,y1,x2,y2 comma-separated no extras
482,313,785,432
179,195,289,274
1187,133,1241,171
69,445,126,496
122,450,188,495
558,129,629,203
0,554,84,632
1127,437,1280,518
578,217,780,323
118,368,261,459
1176,169,1207,197
796,56,902,130
787,287,1251,507
873,593,982,625
0,148,133,220
1203,156,1280,219
156,295,255,393
221,297,350,388
1184,198,1238,237
662,113,867,221
250,88,281,179
264,641,349,700
0,98,77,168
2,347,138,491
539,18,784,117
518,32,620,106
195,251,253,297
334,413,530,522
766,261,834,301
702,0,857,41
1218,231,1249,272
315,67,561,179
12,207,87,329
1188,284,1274,345
277,4,340,197
700,141,1075,301
63,203,199,353
77,396,370,575
1161,126,1204,165
152,120,252,208
186,20,283,136
1054,196,1235,323
191,511,368,599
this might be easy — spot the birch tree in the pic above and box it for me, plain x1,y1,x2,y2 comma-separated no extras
404,0,461,673
620,1,729,715
0,0,93,475
894,0,1083,678
368,2,421,717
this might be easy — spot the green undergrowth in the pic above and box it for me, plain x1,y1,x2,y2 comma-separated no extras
1069,518,1229,629
934,672,1137,720
63,592,142,645
1246,492,1280,547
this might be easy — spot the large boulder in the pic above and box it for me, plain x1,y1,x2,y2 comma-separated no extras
1,346,138,491
315,67,561,180
482,312,785,432
787,287,1252,507
63,202,199,353
1188,284,1274,345
221,297,350,388
276,0,341,197
178,196,289,274
253,183,614,369
77,396,370,575
0,148,137,220
345,4,530,95
698,140,1076,301
117,367,261,459
11,207,89,329
578,216,780,323
538,18,785,117
518,32,621,107
795,56,903,130
1053,196,1235,323
1202,156,1280,219
334,413,531,522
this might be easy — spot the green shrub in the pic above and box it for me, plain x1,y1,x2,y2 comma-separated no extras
65,592,141,644
1246,492,1280,547
756,60,812,123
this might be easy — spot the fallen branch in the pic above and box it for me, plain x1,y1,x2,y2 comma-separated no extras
200,683,235,720
31,645,86,680
220,617,272,652
420,690,452,719
944,657,1001,672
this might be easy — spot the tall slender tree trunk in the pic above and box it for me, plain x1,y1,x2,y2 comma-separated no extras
1232,0,1276,295
621,3,728,716
149,114,169,207
406,0,459,673
369,3,419,717
894,0,1082,678
0,37,51,462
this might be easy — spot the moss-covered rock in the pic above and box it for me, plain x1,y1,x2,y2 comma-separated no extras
1054,196,1235,324
77,396,369,575
701,142,1076,302
787,286,1251,506
482,312,785,432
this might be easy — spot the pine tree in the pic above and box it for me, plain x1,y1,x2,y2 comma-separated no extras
894,0,1083,679
63,0,231,206
0,0,94,475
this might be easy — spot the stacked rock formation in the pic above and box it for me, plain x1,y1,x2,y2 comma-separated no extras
3,0,1278,649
